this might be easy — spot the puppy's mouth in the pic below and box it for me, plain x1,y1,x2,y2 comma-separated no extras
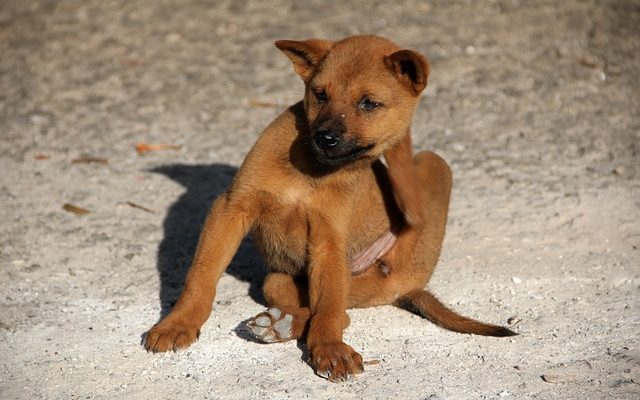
311,141,375,167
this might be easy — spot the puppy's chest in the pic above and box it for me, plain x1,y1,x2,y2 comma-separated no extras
252,186,316,272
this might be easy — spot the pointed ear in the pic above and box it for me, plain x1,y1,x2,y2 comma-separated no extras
384,50,429,94
275,39,334,81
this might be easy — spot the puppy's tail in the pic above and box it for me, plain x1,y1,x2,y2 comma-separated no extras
395,289,517,337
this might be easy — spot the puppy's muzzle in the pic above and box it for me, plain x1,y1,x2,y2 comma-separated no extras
311,120,372,167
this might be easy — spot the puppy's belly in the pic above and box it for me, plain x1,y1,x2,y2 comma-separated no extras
252,215,391,277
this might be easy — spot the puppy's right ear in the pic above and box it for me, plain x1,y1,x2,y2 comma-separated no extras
275,39,333,81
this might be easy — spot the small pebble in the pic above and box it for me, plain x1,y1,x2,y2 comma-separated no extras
613,166,625,176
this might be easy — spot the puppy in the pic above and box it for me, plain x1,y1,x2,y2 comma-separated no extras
144,35,515,382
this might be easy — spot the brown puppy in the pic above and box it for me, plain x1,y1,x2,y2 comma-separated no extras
144,35,515,381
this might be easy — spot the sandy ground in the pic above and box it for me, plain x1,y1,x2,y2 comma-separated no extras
1,0,639,399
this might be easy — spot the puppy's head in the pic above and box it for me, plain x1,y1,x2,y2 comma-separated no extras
276,35,429,167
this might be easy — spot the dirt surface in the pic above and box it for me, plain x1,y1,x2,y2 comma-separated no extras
1,0,639,399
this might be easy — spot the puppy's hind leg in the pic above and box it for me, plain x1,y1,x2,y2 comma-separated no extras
408,150,453,285
396,152,516,337
248,272,312,343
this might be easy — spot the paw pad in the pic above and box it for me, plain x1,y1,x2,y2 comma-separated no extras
247,307,294,343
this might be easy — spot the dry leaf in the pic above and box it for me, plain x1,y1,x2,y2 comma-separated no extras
121,58,143,67
34,154,50,160
63,203,90,215
507,316,522,326
248,99,280,108
125,201,154,213
135,143,182,155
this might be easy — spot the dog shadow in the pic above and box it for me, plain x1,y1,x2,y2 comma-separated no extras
151,163,267,321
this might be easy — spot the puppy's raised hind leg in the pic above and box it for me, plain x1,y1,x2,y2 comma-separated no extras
383,131,424,227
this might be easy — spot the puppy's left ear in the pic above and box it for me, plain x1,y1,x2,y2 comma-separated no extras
384,50,429,94
275,39,334,81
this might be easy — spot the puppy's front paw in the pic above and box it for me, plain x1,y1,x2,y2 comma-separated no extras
247,307,294,343
311,342,364,382
144,319,200,352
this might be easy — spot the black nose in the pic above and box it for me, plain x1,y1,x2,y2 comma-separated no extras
314,129,340,150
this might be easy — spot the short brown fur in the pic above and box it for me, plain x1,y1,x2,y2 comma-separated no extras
144,35,515,382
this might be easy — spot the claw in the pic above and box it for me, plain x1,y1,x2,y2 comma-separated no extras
310,342,364,382
143,320,199,353
316,369,331,380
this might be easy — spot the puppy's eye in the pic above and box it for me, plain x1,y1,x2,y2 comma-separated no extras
314,90,328,104
359,97,382,111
